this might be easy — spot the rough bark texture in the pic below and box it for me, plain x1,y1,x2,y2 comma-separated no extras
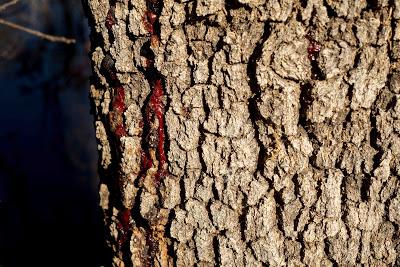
84,0,400,266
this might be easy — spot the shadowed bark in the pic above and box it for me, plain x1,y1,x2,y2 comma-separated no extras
84,0,400,266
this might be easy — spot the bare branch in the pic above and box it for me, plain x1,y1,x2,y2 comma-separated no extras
0,0,18,12
0,18,76,44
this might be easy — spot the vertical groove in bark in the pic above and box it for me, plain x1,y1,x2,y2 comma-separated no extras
247,21,270,179
85,0,400,265
245,15,272,263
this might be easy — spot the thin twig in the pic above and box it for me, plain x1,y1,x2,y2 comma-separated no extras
0,18,76,44
0,0,18,12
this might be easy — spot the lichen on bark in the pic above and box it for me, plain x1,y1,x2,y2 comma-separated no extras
84,0,400,266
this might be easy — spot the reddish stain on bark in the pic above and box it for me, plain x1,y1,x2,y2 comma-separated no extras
306,33,324,80
113,86,126,113
150,79,167,183
139,120,144,128
141,151,153,170
140,0,168,185
143,11,157,34
139,80,167,184
152,83,166,158
112,86,127,137
145,58,154,68
114,124,127,137
100,54,127,138
105,7,116,30
117,208,132,246
306,33,321,61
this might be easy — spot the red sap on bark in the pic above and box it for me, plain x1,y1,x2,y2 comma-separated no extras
113,86,126,113
112,86,127,137
105,6,116,30
140,0,168,185
143,11,157,34
117,208,132,245
150,79,167,183
306,33,321,61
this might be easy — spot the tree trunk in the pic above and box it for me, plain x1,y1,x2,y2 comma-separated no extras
84,0,400,266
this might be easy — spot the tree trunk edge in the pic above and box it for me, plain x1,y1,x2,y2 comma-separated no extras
84,0,400,266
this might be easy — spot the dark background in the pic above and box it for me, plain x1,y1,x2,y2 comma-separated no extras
0,0,106,265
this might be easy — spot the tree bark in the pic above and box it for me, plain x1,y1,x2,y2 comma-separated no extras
84,0,400,266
